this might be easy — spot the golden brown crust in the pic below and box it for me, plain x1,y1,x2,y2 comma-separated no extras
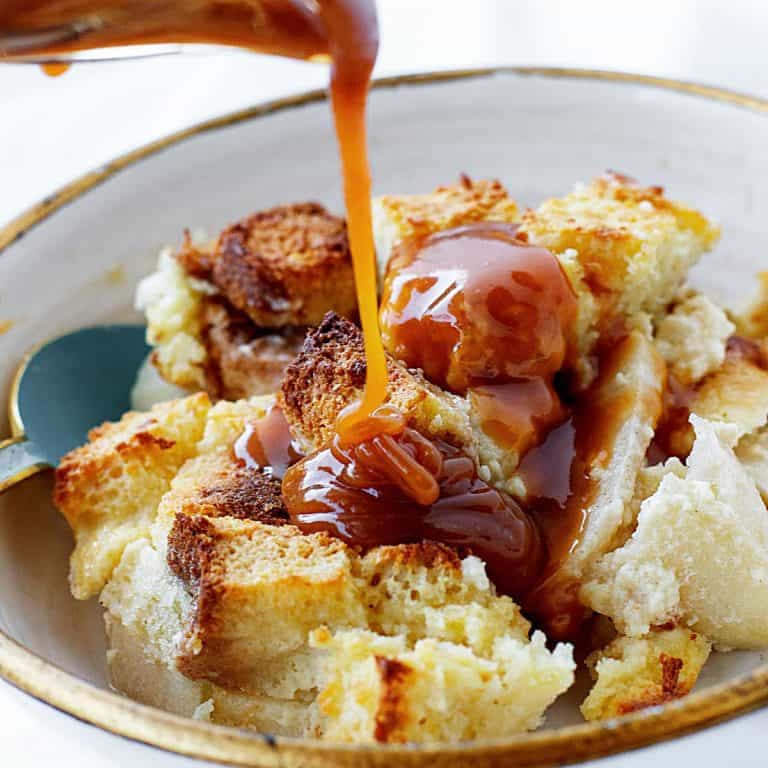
590,171,717,240
175,231,214,281
167,514,218,585
520,173,717,298
373,656,413,743
169,514,230,639
616,652,686,714
375,176,519,246
54,427,175,511
279,312,430,449
205,203,356,328
179,465,287,526
369,541,462,574
53,394,212,599
581,628,711,721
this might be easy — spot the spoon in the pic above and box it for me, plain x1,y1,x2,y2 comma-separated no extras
0,324,149,493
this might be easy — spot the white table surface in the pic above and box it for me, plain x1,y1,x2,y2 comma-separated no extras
1,1,767,765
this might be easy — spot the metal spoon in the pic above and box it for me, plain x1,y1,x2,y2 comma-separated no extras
0,324,149,493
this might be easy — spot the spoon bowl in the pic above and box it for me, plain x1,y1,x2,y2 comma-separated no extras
0,324,149,492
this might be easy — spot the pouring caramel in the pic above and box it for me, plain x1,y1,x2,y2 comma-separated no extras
1,0,387,436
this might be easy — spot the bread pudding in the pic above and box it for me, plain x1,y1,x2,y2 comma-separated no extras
53,172,768,743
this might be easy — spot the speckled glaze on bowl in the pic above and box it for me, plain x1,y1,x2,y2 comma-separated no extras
0,69,767,768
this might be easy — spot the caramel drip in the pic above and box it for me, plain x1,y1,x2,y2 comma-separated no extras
40,61,69,76
319,1,387,440
234,406,302,480
520,334,662,640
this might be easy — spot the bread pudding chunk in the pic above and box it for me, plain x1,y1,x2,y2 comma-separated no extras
584,416,768,649
56,393,574,741
136,202,356,400
581,626,711,721
181,202,355,328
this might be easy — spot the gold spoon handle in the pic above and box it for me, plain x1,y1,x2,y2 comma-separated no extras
0,436,49,494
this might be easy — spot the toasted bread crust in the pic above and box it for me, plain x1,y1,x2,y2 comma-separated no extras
204,203,355,327
172,462,287,526
373,656,413,743
165,452,288,589
279,312,431,449
519,175,717,311
372,540,462,573
375,176,519,245
581,628,711,720
167,514,218,585
54,394,211,599
175,233,214,281
608,653,686,715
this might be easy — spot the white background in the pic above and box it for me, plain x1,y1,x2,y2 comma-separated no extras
1,1,767,765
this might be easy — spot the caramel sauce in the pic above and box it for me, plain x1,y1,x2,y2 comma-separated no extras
649,334,768,464
726,334,768,369
381,223,576,393
41,61,69,76
282,427,544,595
283,222,583,607
647,372,696,463
518,335,654,639
471,380,567,458
234,406,302,480
380,222,577,455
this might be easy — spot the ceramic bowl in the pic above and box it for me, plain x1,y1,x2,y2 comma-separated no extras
0,69,767,768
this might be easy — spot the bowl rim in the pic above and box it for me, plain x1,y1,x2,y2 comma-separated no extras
1,66,768,768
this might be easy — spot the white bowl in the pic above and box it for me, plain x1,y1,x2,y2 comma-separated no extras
0,69,767,767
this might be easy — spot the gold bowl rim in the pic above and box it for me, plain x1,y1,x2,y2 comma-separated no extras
1,66,767,767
